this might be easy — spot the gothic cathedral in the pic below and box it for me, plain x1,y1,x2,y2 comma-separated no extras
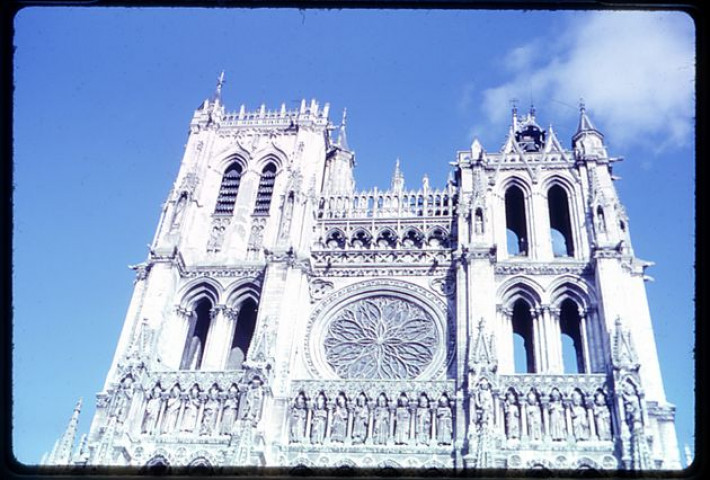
43,79,681,472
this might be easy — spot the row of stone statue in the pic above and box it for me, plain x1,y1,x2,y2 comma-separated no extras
290,391,454,447
473,379,613,443
138,378,264,437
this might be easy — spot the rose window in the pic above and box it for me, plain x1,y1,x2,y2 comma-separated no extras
323,296,438,379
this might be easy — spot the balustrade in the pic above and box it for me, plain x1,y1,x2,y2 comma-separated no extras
317,188,455,220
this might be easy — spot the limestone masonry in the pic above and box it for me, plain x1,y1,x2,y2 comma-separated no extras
43,78,680,472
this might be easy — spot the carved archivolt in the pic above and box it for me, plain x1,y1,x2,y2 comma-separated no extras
305,280,449,380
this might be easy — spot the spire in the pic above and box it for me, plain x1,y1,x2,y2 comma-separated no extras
391,157,405,192
575,99,602,137
510,98,519,131
213,70,225,103
336,108,350,151
53,398,82,465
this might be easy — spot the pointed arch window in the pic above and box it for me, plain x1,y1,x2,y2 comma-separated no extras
180,298,213,370
253,163,277,215
559,299,585,373
226,298,259,370
215,163,243,215
548,185,575,257
511,300,535,373
505,185,529,256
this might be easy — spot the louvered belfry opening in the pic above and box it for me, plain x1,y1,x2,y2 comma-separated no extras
214,163,242,215
253,163,276,215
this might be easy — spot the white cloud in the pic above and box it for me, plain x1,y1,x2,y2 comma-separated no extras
479,12,695,153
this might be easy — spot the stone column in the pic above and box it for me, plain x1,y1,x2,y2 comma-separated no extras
201,304,232,370
577,307,591,373
498,306,514,373
174,308,195,369
531,307,544,373
549,307,563,374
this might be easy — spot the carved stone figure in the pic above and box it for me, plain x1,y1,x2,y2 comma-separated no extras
181,385,201,433
525,390,542,441
372,394,390,445
548,389,566,441
436,396,453,445
141,385,162,435
570,390,590,441
220,385,239,435
352,393,369,445
415,395,432,445
112,376,134,423
310,393,328,445
330,394,348,443
161,385,182,434
593,391,612,441
394,395,411,445
503,391,520,440
241,377,264,424
289,393,307,443
475,378,494,429
171,194,187,230
622,381,643,434
200,386,220,436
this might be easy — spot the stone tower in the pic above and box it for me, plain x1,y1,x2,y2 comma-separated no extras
43,80,680,471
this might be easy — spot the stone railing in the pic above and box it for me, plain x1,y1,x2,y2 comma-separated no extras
286,380,456,448
221,100,329,128
480,374,614,446
317,187,456,220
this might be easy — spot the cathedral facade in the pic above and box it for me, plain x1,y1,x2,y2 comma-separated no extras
43,81,681,472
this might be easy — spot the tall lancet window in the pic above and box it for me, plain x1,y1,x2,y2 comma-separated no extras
215,163,242,215
511,300,535,373
253,163,277,215
548,185,575,257
559,299,585,373
180,298,213,370
226,298,258,370
505,185,529,256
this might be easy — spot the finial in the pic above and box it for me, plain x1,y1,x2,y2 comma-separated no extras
478,317,485,330
529,103,536,118
214,70,225,101
579,97,586,112
341,107,347,127
510,97,519,116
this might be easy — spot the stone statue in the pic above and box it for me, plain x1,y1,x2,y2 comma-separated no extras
503,391,520,440
112,376,134,423
241,377,264,424
310,393,328,445
141,385,162,435
475,378,494,429
474,209,484,234
436,396,453,445
593,391,612,441
200,386,220,436
548,389,566,441
171,193,187,230
220,385,239,435
525,390,542,441
181,385,201,433
622,381,643,434
352,393,369,445
372,394,390,445
415,395,432,445
289,393,307,443
161,385,182,434
330,394,348,443
394,395,411,445
570,390,590,441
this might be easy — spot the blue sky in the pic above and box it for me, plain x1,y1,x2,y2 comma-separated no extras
12,8,695,465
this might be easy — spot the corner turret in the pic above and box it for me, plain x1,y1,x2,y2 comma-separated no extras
572,101,607,160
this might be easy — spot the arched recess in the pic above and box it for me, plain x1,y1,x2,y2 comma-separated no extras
142,454,171,475
503,182,530,256
350,228,372,249
375,227,397,248
547,184,575,257
175,278,221,370
224,282,262,370
214,161,244,215
498,278,543,374
325,228,346,249
549,278,601,373
253,162,277,215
